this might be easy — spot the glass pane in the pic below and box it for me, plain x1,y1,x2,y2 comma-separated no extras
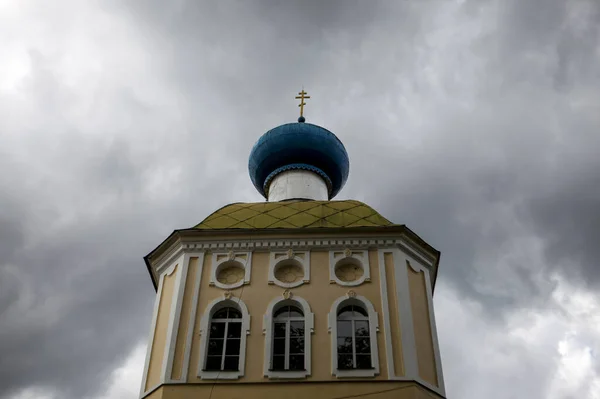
355,337,371,354
213,308,229,319
223,356,239,371
274,306,289,318
289,338,304,354
337,320,352,337
290,321,304,337
274,323,286,338
273,338,285,355
207,339,223,356
225,338,240,355
337,337,353,354
337,305,354,319
227,322,242,338
205,356,222,371
355,320,369,336
227,308,241,319
289,355,304,370
272,355,285,370
209,323,225,338
356,354,372,369
288,306,303,317
353,306,368,317
337,354,353,370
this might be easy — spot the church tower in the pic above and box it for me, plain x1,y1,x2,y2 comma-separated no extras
139,92,446,399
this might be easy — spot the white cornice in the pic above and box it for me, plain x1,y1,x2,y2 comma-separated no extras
148,235,439,289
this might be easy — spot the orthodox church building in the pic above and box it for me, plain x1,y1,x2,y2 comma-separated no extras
139,92,446,399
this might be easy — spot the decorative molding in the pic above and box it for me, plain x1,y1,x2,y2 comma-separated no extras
392,249,419,379
180,252,205,383
397,241,434,270
164,259,178,276
150,235,438,289
263,294,314,379
406,259,420,272
139,261,168,398
425,265,445,395
404,253,446,396
329,249,370,287
154,237,434,274
155,244,185,276
161,253,189,383
268,250,310,288
197,296,251,380
179,236,433,261
210,251,252,290
377,249,396,380
327,294,380,378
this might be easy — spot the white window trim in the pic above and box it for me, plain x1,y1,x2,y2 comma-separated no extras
263,294,314,379
328,293,380,378
197,295,250,380
210,251,252,290
329,249,370,287
268,250,310,288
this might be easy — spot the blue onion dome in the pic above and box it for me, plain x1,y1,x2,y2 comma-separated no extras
248,118,350,199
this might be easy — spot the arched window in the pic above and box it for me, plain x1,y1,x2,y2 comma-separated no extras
197,297,250,380
272,305,305,371
263,295,314,379
336,305,371,370
205,307,242,371
328,294,379,377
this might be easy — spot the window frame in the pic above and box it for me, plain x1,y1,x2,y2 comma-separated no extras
263,295,314,379
328,294,380,378
205,308,243,372
336,305,372,370
197,296,250,380
271,306,306,371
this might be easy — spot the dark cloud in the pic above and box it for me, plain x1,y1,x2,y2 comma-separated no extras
1,0,599,398
526,162,600,286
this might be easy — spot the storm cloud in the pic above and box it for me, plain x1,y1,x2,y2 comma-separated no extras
1,1,599,398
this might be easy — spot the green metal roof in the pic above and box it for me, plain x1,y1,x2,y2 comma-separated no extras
194,200,393,230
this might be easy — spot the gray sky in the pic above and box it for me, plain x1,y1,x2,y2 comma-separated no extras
1,0,599,398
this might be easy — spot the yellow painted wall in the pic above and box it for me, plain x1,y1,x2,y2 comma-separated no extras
143,243,444,398
159,381,443,399
146,264,178,391
171,257,199,380
144,387,163,399
186,250,386,383
408,265,438,387
383,252,405,377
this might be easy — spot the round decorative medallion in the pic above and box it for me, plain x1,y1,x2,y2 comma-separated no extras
216,265,245,285
274,263,304,284
335,263,364,283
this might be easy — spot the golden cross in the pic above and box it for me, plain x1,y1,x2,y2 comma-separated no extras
295,89,310,117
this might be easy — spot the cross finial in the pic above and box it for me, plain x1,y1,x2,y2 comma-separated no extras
295,89,310,119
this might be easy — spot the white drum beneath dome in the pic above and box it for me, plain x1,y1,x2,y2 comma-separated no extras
266,169,329,202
